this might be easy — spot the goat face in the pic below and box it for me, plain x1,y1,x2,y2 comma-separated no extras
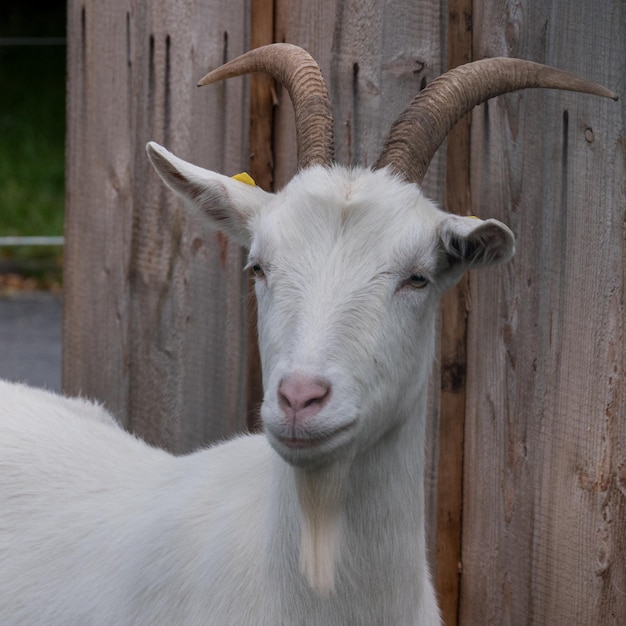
147,143,514,470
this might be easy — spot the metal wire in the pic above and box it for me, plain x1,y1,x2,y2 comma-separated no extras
0,237,64,247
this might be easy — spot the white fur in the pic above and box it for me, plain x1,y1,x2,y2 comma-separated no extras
0,145,515,625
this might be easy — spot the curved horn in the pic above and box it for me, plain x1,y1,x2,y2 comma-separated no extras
375,57,618,184
198,43,334,170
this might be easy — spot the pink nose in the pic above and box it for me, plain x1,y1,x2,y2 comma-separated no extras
278,375,331,421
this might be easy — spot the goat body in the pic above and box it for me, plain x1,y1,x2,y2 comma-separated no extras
0,382,432,624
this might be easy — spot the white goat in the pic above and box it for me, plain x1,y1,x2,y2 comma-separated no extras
0,45,615,625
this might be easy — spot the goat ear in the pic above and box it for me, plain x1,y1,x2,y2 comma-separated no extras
146,142,271,247
439,215,515,277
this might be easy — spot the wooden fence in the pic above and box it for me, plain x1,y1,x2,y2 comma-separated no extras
63,0,625,623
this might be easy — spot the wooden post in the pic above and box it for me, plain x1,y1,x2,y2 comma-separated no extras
245,0,275,430
435,1,472,623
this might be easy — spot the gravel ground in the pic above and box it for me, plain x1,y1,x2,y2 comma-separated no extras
0,291,62,391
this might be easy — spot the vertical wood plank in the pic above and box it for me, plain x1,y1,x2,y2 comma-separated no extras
128,0,251,452
249,0,275,194
64,0,134,421
272,0,446,197
461,0,625,623
64,0,253,452
246,0,275,429
436,2,472,623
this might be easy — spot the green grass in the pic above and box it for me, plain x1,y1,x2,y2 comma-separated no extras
0,45,65,239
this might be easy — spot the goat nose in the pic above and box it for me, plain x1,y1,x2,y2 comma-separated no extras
278,375,331,420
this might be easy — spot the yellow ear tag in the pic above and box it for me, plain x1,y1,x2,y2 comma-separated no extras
231,172,256,186
468,215,480,219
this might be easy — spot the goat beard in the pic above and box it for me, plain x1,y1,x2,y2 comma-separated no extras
294,459,351,595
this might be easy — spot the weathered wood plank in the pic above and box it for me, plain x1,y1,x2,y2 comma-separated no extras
128,1,252,452
64,0,252,452
436,2,473,623
461,0,625,622
64,1,134,424
245,0,275,429
273,0,446,197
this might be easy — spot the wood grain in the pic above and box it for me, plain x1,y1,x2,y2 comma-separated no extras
64,1,134,424
245,0,275,430
64,0,252,452
461,0,625,622
273,0,447,197
435,2,473,623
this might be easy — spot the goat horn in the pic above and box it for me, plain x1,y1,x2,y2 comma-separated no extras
375,57,618,184
198,43,334,170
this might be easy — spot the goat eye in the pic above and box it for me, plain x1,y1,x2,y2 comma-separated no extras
408,273,429,289
250,263,265,279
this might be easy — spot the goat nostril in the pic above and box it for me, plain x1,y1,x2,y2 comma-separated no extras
277,375,331,416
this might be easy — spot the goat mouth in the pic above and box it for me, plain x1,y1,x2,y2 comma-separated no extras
275,421,357,450
279,435,331,450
